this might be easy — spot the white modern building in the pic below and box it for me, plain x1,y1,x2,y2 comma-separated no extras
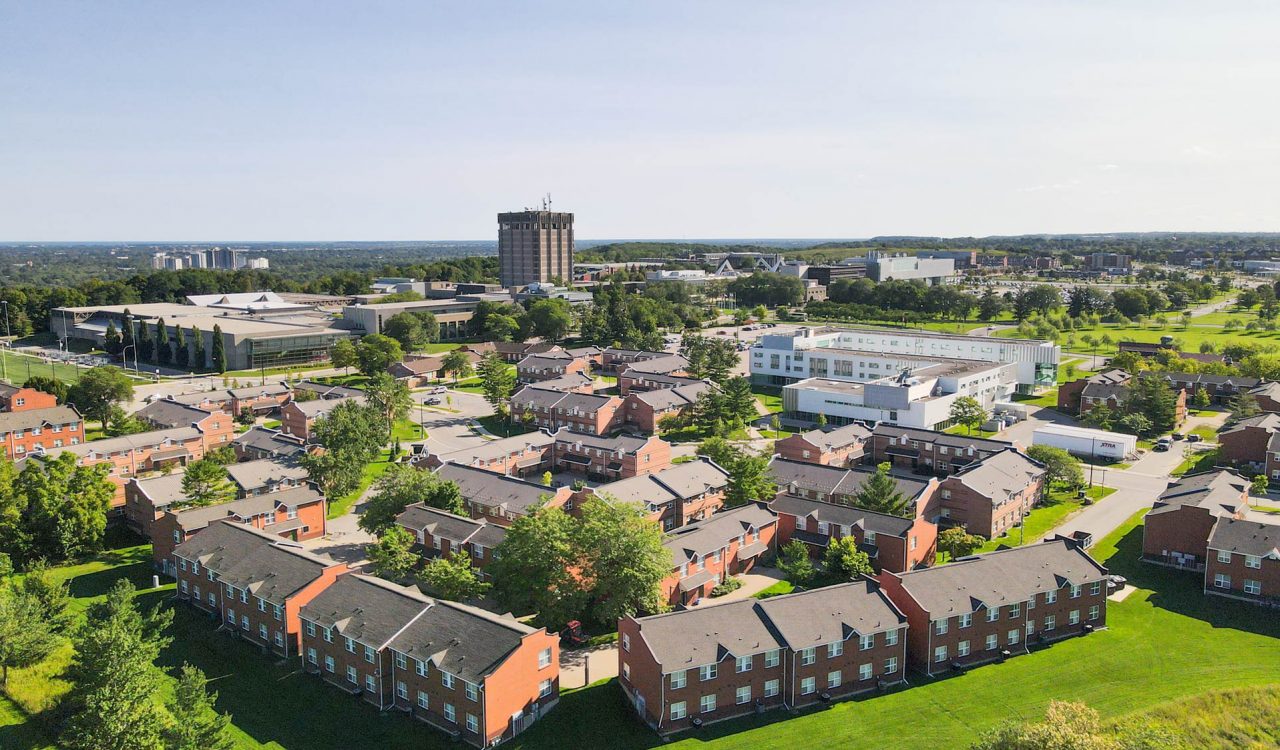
781,357,1016,431
837,251,956,285
750,326,1059,393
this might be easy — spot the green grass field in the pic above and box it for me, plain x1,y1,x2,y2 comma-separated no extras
1005,310,1280,356
5,508,1278,750
0,350,89,386
973,485,1116,555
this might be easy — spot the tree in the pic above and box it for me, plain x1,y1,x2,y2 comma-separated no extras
414,311,440,343
300,401,387,498
330,338,358,375
441,349,474,383
358,465,464,535
120,309,136,354
482,313,522,342
682,334,739,381
191,327,206,370
1192,386,1212,409
1026,445,1084,489
419,552,491,602
211,325,227,373
541,470,553,486
172,325,188,369
972,699,1175,750
103,321,122,356
853,462,910,517
383,312,428,351
778,540,815,586
823,536,874,580
816,412,828,428
178,459,236,508
577,496,670,622
23,375,68,404
13,453,114,563
938,527,984,560
356,333,404,376
366,525,419,580
204,445,238,466
0,585,60,686
1251,474,1269,496
527,299,574,342
103,404,147,436
62,580,172,750
770,414,781,439
67,365,135,425
978,289,1005,321
154,318,170,364
364,372,413,441
137,316,152,363
164,664,234,750
1125,376,1179,435
489,505,589,629
727,452,775,507
949,396,988,435
1228,392,1261,421
1012,285,1061,320
477,352,516,413
1116,412,1153,437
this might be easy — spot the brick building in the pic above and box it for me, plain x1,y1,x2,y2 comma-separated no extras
1145,372,1261,407
516,352,590,385
281,396,364,441
660,503,777,607
298,574,560,746
601,348,679,375
135,399,228,432
879,539,1108,676
768,458,941,523
1141,470,1252,570
234,425,308,461
621,381,711,434
937,449,1046,539
1204,517,1280,607
577,457,731,530
618,580,907,735
394,503,507,579
868,426,1017,476
509,387,624,436
771,493,936,572
0,404,84,460
774,423,870,467
548,429,671,481
434,463,574,526
617,370,701,397
1218,413,1280,469
1247,381,1280,413
0,383,59,412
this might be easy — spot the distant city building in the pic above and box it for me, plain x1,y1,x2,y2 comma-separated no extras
151,247,268,271
498,209,574,288
1083,252,1132,275
859,251,956,285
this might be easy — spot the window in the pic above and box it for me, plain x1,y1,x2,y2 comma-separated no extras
828,641,844,658
396,681,408,700
417,691,429,709
800,647,816,666
1070,585,1082,599
621,634,630,652
324,655,335,673
306,647,317,665
1214,573,1231,588
538,648,552,669
764,649,780,668
859,662,873,681
736,686,752,705
933,645,948,663
1044,615,1057,631
1069,610,1080,625
305,621,316,637
865,531,877,545
444,703,456,723
955,639,970,657
1027,594,1035,609
828,670,842,688
670,670,687,689
1009,603,1020,619
240,615,249,631
1088,605,1100,621
859,633,874,651
934,619,948,635
700,694,716,714
273,604,283,621
442,672,455,689
394,652,407,670
958,613,972,628
258,624,268,641
1217,550,1233,564
764,679,780,698
415,659,427,677
1007,629,1020,646
1045,590,1057,604
345,637,355,653
699,664,717,681
1244,579,1262,595
735,655,752,673
346,666,357,684
1090,581,1101,596
986,608,999,623
800,677,817,695
239,589,247,604
985,634,998,651
885,657,898,674
465,682,479,701
670,702,687,721
257,597,266,612
1245,555,1262,569
539,679,553,698
884,629,898,647
364,645,375,664
466,714,478,734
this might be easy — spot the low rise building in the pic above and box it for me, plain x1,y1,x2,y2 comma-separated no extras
622,381,711,434
0,383,58,412
774,423,870,467
770,493,936,573
434,463,574,526
1218,413,1280,469
509,387,624,436
617,371,703,397
937,449,1046,539
226,458,310,496
602,348,676,375
0,404,84,460
1145,372,1261,407
769,458,941,528
1204,517,1280,607
618,580,908,736
394,504,507,579
869,425,1016,476
154,485,328,571
879,539,1108,676
1141,471,1252,570
516,352,590,385
575,458,731,530
281,396,364,441
661,504,778,607
234,426,308,461
135,400,228,432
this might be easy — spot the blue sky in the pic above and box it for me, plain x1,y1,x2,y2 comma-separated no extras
2,1,1278,240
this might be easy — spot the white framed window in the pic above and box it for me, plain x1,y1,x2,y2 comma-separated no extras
306,647,317,665
884,657,898,674
958,639,971,657
1244,579,1262,595
827,640,843,658
1214,573,1231,588
1088,605,1100,621
1009,603,1020,618
539,678,553,698
465,682,479,701
1045,615,1057,631
1089,581,1101,596
442,672,455,689
735,685,751,705
621,634,630,652
1245,555,1262,569
884,629,898,647
934,619,948,635
700,694,716,714
1007,629,1020,646
800,676,817,695
538,648,552,669
444,703,456,723
363,677,376,695
858,663,873,681
827,670,842,688
670,670,686,689
415,659,427,677
986,608,998,622
735,655,752,673
417,691,429,709
958,613,972,628
670,701,686,721
396,681,408,700
240,615,249,631
258,624,268,640
933,645,948,663
764,679,780,698
1070,585,1082,599
764,649,780,668
305,621,316,637
985,634,998,651
324,655,335,673
394,652,407,670
346,666,357,684
364,645,375,664
344,637,355,653
1069,610,1080,625
466,714,478,734
1216,550,1232,564
273,604,283,621
800,647,816,666
257,597,266,612
859,633,874,651
699,664,717,681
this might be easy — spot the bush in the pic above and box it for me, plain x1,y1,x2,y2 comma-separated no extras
710,577,743,597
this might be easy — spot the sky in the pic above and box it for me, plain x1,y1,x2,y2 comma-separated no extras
2,1,1279,241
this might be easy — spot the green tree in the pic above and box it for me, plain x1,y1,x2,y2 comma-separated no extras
1192,386,1212,409
419,553,491,602
1228,392,1261,421
527,298,574,342
300,401,387,498
211,325,227,373
191,327,206,370
978,289,1005,321
938,527,984,560
489,505,589,629
356,333,404,376
22,376,68,404
154,318,169,364
164,664,235,750
482,313,522,342
364,372,413,441
172,325,188,369
204,445,238,466
972,699,1175,750
137,317,153,363
816,412,828,428
477,352,517,413
16,560,74,634
178,459,237,508
383,312,428,351
62,580,172,750
853,462,910,517
1026,445,1085,489
357,465,464,535
330,338,358,375
366,525,419,580
823,536,874,580
67,365,135,425
681,334,739,381
103,403,147,436
949,396,988,435
1125,376,1179,435
103,321,122,356
577,495,670,622
778,540,815,586
13,453,114,563
441,349,474,383
1251,474,1269,496
0,584,60,686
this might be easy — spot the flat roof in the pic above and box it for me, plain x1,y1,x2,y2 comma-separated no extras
779,325,1057,347
1034,423,1136,442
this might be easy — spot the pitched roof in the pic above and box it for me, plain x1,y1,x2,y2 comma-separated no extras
395,503,506,548
129,472,187,508
299,574,431,648
214,536,339,604
627,382,711,410
1150,470,1250,517
549,427,658,455
755,580,907,649
592,458,730,509
1080,382,1128,401
769,493,914,537
135,399,215,428
234,426,307,457
872,424,1013,453
170,486,324,532
436,431,555,466
1207,517,1280,558
56,426,202,459
1222,412,1280,436
663,504,777,567
167,390,234,407
290,395,364,418
388,599,536,683
225,458,309,492
620,354,689,375
227,383,292,399
791,423,872,452
0,405,82,433
530,372,594,392
1085,368,1131,386
769,458,931,501
292,380,365,399
1248,381,1280,399
1146,372,1262,389
945,449,1046,503
893,539,1108,616
435,463,558,517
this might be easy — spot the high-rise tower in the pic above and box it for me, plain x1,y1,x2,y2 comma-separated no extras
498,207,574,288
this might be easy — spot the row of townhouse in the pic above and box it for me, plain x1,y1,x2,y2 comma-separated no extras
125,456,311,537
0,404,85,460
154,485,327,572
421,428,673,483
867,425,1021,477
660,504,778,607
601,348,682,375
616,363,694,397
1141,470,1280,606
156,382,293,417
510,386,625,436
170,521,559,747
233,425,309,461
1055,369,1189,424
515,351,592,384
280,395,365,441
388,349,486,388
573,457,731,530
621,380,711,433
434,462,574,527
771,492,934,574
621,539,1109,737
774,423,870,467
0,383,59,412
1144,372,1262,406
395,503,507,579
135,399,232,431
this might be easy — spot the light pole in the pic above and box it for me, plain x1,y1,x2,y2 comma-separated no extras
0,300,9,384
122,344,139,373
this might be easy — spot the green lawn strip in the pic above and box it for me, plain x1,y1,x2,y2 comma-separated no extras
1056,358,1085,384
997,318,1280,355
0,693,55,750
261,419,281,429
327,453,395,519
1189,425,1218,441
1171,447,1220,477
1010,390,1059,409
0,349,88,385
220,361,336,380
751,389,783,415
973,485,1116,555
943,425,999,439
752,580,795,599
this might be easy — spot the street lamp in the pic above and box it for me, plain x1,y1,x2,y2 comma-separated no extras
122,343,139,373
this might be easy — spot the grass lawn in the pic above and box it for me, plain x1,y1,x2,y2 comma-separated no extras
390,418,426,443
999,314,1280,356
1190,425,1218,441
752,580,795,599
1056,358,1086,383
943,424,999,439
327,450,398,518
261,419,281,429
313,373,369,388
1172,447,1221,477
973,485,1116,555
221,361,335,380
0,349,89,386
752,389,783,414
476,414,534,438
1011,390,1059,409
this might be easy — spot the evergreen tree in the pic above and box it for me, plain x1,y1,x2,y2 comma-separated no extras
777,540,815,586
103,321,122,356
178,459,237,508
211,325,227,373
120,310,135,353
137,317,153,363
173,326,187,369
192,327,206,370
853,462,911,517
154,318,169,364
164,664,234,750
0,585,60,687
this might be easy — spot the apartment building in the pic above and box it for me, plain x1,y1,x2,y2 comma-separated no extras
172,520,347,658
299,574,560,746
750,326,1059,393
280,396,364,441
617,370,701,397
601,348,677,375
618,580,908,735
394,504,506,578
937,449,1046,539
509,387,624,436
516,352,591,385
1142,471,1252,570
1145,372,1261,407
770,493,936,573
135,399,229,432
1218,412,1280,469
879,539,1108,676
549,430,671,480
1203,517,1280,606
622,381,711,434
1247,381,1280,413
868,425,1017,476
774,423,870,467
234,425,308,461
768,458,941,524
661,504,778,607
434,463,574,526
576,457,731,530
0,383,59,412
0,404,84,460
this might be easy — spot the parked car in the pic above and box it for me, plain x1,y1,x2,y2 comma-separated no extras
1187,434,1202,443
1171,432,1185,440
1154,437,1172,452
424,397,441,405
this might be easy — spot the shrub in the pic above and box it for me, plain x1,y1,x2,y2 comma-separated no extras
710,578,743,597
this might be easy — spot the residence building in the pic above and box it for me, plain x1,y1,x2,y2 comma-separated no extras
1141,470,1252,570
937,449,1047,539
768,457,941,526
1145,372,1261,407
573,458,731,530
868,425,1017,476
1218,412,1280,470
154,485,328,571
1248,381,1280,413
774,423,870,467
394,504,507,578
0,404,84,460
617,371,704,397
1057,368,1131,415
0,383,58,412
135,400,228,432
770,493,937,573
1204,517,1280,607
602,348,678,375
234,426,308,461
281,396,364,441
509,387,624,436
622,381,711,434
433,462,574,526
661,503,778,607
516,352,590,385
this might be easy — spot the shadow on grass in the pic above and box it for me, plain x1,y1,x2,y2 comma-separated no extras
0,721,53,750
1105,524,1280,640
68,558,156,601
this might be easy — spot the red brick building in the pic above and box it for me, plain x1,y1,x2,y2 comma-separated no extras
0,383,59,412
770,493,936,573
0,405,84,460
602,348,680,375
576,457,731,530
868,426,1018,476
774,423,870,467
1142,470,1251,570
394,503,507,579
280,395,363,441
937,448,1046,539
1204,517,1280,607
622,381,711,434
1144,372,1260,407
135,399,229,432
618,370,700,397
879,539,1108,676
1218,413,1280,470
548,429,671,481
434,462,574,526
172,520,348,659
509,387,624,436
228,383,293,415
618,580,907,736
768,458,941,524
1247,381,1280,413
298,574,560,747
516,352,590,385
1056,369,1130,415
660,504,777,607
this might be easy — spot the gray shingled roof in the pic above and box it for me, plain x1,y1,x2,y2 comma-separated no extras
57,426,202,458
769,458,930,501
1080,382,1128,401
664,504,777,567
894,539,1107,616
1150,470,1250,517
1248,381,1280,399
592,458,730,509
1207,517,1280,557
389,599,536,683
234,426,307,457
136,399,215,429
215,539,338,605
396,503,491,543
292,395,363,418
755,580,906,649
621,354,689,375
172,486,324,532
947,449,1045,504
530,373,594,392
437,431,555,466
292,380,365,399
130,473,187,509
770,493,914,537
225,458,309,492
168,390,234,407
299,574,431,648
435,463,557,516
873,424,1013,452
0,405,82,434
792,423,871,452
628,382,710,410
227,383,292,399
549,428,654,454
1222,412,1280,436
